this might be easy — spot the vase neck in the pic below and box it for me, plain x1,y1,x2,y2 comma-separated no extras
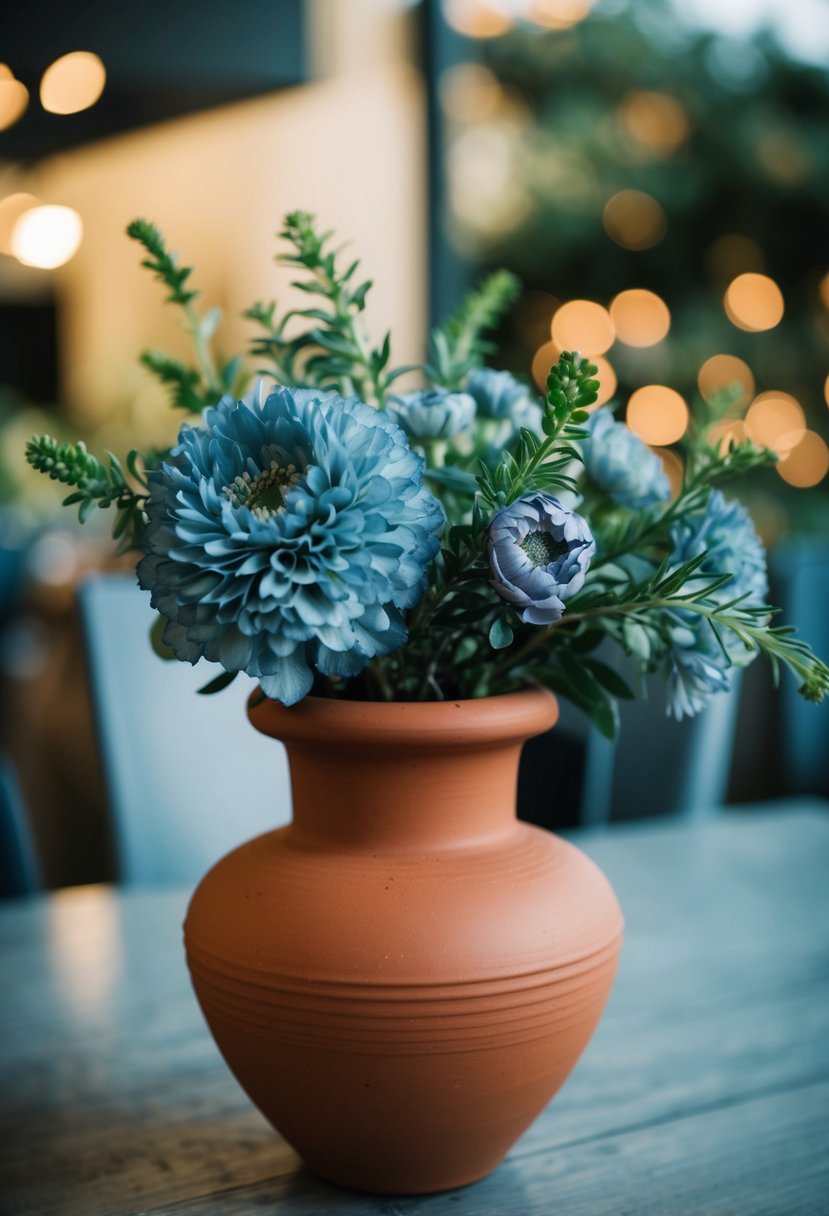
286,741,526,850
248,691,559,852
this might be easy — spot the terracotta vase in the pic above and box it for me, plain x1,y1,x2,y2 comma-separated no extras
184,689,623,1195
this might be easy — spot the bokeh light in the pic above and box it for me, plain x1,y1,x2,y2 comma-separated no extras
40,51,106,115
525,0,595,30
0,66,29,132
602,190,667,251
652,446,685,497
707,419,748,453
724,272,784,332
443,0,513,38
551,299,614,354
745,391,806,456
609,289,671,347
697,354,755,408
0,193,40,255
617,91,690,155
819,271,829,310
11,205,84,270
705,234,765,281
439,63,502,124
627,385,688,444
532,340,561,391
777,431,829,488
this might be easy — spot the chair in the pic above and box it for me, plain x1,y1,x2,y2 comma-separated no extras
771,537,829,797
0,753,41,897
78,575,292,886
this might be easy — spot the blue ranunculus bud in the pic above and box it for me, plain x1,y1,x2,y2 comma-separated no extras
487,493,596,625
583,409,671,509
467,368,532,420
386,389,476,439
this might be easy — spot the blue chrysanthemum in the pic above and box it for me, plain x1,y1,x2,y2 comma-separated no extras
583,410,671,510
664,490,768,718
466,368,532,421
386,389,476,439
138,389,444,705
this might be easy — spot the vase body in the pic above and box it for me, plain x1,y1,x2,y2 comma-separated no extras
184,690,623,1194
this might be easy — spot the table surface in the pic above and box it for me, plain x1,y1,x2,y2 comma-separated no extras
2,804,829,1216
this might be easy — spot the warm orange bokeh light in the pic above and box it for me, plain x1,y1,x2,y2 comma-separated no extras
652,446,685,497
707,419,748,453
724,273,784,332
618,91,689,155
0,71,28,132
745,392,806,456
609,289,671,347
697,354,755,408
531,341,561,391
820,271,829,310
526,0,595,29
0,192,40,255
439,64,502,123
627,385,688,445
777,431,829,488
40,51,106,115
705,234,765,281
551,300,615,355
443,0,513,38
602,190,667,251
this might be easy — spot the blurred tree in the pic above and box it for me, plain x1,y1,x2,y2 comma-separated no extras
440,0,829,517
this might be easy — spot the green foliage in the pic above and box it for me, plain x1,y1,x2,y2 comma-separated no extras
25,435,147,550
476,350,595,508
427,270,520,388
126,219,198,307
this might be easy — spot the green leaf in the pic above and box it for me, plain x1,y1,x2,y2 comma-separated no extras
584,658,635,700
150,615,176,660
489,616,514,649
197,669,239,695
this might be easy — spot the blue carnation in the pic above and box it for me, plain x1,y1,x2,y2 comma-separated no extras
664,490,768,718
583,409,671,509
137,389,444,705
467,368,532,420
488,493,595,625
386,389,476,439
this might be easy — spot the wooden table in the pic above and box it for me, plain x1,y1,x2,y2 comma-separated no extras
2,805,828,1215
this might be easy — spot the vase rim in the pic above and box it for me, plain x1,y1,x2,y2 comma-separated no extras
248,687,558,750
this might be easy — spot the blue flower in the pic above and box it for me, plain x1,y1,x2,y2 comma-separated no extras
466,368,532,420
582,409,671,509
488,493,595,625
386,389,476,439
664,490,768,718
137,389,444,705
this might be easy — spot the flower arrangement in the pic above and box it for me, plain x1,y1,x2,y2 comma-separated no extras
26,212,828,733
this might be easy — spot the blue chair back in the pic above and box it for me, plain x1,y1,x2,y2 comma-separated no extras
78,575,292,885
0,753,41,897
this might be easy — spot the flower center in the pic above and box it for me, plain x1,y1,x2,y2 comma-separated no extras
520,528,569,568
223,461,302,520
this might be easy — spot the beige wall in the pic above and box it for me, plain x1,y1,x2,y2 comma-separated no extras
12,7,426,450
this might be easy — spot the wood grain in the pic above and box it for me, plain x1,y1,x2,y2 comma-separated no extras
1,804,827,1215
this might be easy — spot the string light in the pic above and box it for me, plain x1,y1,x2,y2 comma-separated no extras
40,51,106,115
609,289,670,347
11,205,83,269
745,392,805,456
0,66,28,132
0,193,40,255
525,0,594,29
442,0,513,38
551,300,614,355
617,91,689,156
777,431,829,488
602,190,667,251
697,354,755,409
627,385,688,445
724,273,784,332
